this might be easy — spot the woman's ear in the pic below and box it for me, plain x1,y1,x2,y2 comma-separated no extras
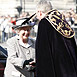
18,30,20,35
16,29,20,35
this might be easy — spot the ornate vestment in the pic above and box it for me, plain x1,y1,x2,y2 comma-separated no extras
45,9,75,38
36,9,77,77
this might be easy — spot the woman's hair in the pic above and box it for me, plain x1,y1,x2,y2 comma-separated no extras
36,0,52,13
14,28,20,34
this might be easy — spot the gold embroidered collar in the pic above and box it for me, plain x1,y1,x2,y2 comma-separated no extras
45,9,75,38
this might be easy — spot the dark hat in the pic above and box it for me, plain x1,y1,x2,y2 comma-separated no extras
12,13,36,30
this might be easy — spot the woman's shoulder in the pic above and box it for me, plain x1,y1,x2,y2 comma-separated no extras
7,35,17,44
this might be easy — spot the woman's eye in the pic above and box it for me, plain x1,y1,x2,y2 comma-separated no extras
27,29,31,31
27,29,29,31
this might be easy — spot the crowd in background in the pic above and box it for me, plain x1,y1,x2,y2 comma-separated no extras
62,8,77,26
0,8,77,43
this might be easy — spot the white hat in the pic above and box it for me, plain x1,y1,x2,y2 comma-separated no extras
12,13,36,30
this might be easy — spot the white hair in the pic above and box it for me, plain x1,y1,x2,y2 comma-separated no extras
14,28,20,34
36,0,52,13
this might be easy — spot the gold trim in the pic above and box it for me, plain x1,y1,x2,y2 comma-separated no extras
45,10,75,38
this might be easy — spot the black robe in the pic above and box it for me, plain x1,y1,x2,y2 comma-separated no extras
35,18,77,77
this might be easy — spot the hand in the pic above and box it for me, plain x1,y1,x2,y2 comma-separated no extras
24,58,34,65
29,61,36,67
23,58,34,68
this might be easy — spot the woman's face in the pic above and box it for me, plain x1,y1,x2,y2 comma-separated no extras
18,26,31,40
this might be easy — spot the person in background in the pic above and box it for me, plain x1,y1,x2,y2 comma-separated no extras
0,16,6,42
35,0,77,77
4,13,36,77
65,11,74,26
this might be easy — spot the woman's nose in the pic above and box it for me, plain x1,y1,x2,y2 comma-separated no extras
25,30,30,34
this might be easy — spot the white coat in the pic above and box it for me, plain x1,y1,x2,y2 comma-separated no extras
4,35,35,77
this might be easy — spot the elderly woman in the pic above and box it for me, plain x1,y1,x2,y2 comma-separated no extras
4,14,36,77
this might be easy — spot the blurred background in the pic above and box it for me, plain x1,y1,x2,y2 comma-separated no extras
0,0,77,44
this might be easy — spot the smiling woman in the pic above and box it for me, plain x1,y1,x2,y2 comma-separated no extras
4,14,36,77
17,26,32,44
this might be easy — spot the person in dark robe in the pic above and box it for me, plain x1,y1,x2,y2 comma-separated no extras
35,0,77,77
